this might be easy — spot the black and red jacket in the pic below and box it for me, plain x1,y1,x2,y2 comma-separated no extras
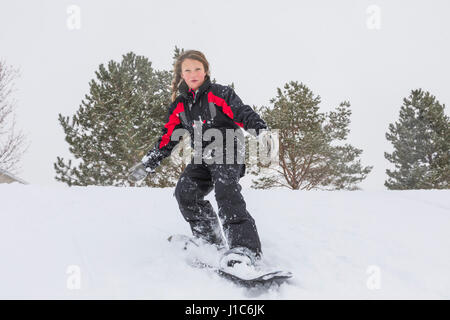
143,76,267,170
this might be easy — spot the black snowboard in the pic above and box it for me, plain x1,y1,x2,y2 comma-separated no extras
191,259,293,288
168,234,293,288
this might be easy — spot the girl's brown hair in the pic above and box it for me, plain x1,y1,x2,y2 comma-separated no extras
171,50,211,102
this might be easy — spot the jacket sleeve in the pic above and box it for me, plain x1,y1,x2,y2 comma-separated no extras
142,102,185,170
223,86,267,134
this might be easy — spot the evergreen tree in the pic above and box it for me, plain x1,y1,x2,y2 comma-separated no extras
384,89,449,189
248,81,372,190
54,52,185,186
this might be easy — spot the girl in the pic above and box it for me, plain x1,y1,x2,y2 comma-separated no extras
130,50,269,270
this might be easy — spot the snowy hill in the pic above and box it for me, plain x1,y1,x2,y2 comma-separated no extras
0,183,449,299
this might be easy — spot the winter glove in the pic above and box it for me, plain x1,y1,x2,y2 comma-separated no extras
128,162,156,183
253,121,268,137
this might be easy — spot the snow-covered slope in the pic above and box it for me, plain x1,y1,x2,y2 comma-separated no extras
0,183,449,299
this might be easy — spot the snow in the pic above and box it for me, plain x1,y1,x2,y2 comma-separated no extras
0,183,449,299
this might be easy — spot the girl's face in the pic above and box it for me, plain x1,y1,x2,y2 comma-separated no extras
181,58,206,91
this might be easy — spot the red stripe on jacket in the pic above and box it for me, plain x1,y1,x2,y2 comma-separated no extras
159,102,184,149
207,92,244,128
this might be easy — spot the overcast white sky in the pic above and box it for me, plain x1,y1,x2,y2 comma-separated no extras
1,0,449,190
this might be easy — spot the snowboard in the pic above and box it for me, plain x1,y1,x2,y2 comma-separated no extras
168,234,293,288
191,259,293,288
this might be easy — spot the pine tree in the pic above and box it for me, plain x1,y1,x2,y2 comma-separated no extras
248,81,372,190
384,89,449,189
54,52,185,186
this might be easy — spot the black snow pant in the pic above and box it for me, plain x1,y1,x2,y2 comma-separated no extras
174,162,262,256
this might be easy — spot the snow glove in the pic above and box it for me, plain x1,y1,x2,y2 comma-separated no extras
128,154,157,183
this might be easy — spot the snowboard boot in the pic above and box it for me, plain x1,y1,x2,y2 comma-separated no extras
219,246,261,271
168,234,226,268
191,229,226,251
